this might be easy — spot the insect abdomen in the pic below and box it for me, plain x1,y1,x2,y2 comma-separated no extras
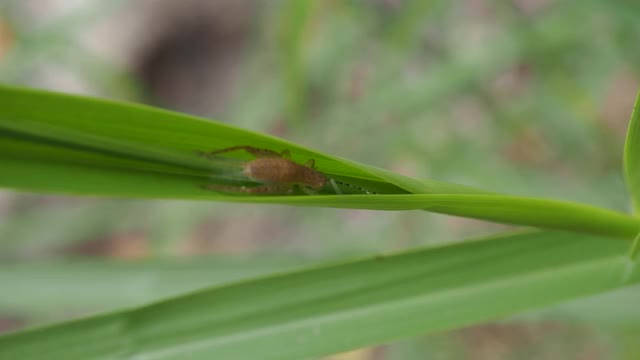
244,158,326,189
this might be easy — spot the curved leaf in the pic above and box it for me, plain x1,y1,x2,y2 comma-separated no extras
0,231,638,359
1,86,638,239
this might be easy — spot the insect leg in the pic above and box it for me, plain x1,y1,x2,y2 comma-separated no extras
279,150,291,159
300,187,315,195
329,178,343,195
203,183,292,194
200,145,283,159
303,159,316,169
334,181,377,194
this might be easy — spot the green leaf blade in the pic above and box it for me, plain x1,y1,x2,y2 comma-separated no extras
625,91,640,215
0,231,638,360
2,85,639,239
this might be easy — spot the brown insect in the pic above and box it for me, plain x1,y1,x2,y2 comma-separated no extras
199,145,330,194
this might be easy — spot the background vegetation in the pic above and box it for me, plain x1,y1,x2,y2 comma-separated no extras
1,1,640,359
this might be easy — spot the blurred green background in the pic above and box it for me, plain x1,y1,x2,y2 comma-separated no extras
1,0,640,359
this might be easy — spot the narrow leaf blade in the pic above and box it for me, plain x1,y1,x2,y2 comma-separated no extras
1,86,638,239
625,91,640,214
0,231,638,360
